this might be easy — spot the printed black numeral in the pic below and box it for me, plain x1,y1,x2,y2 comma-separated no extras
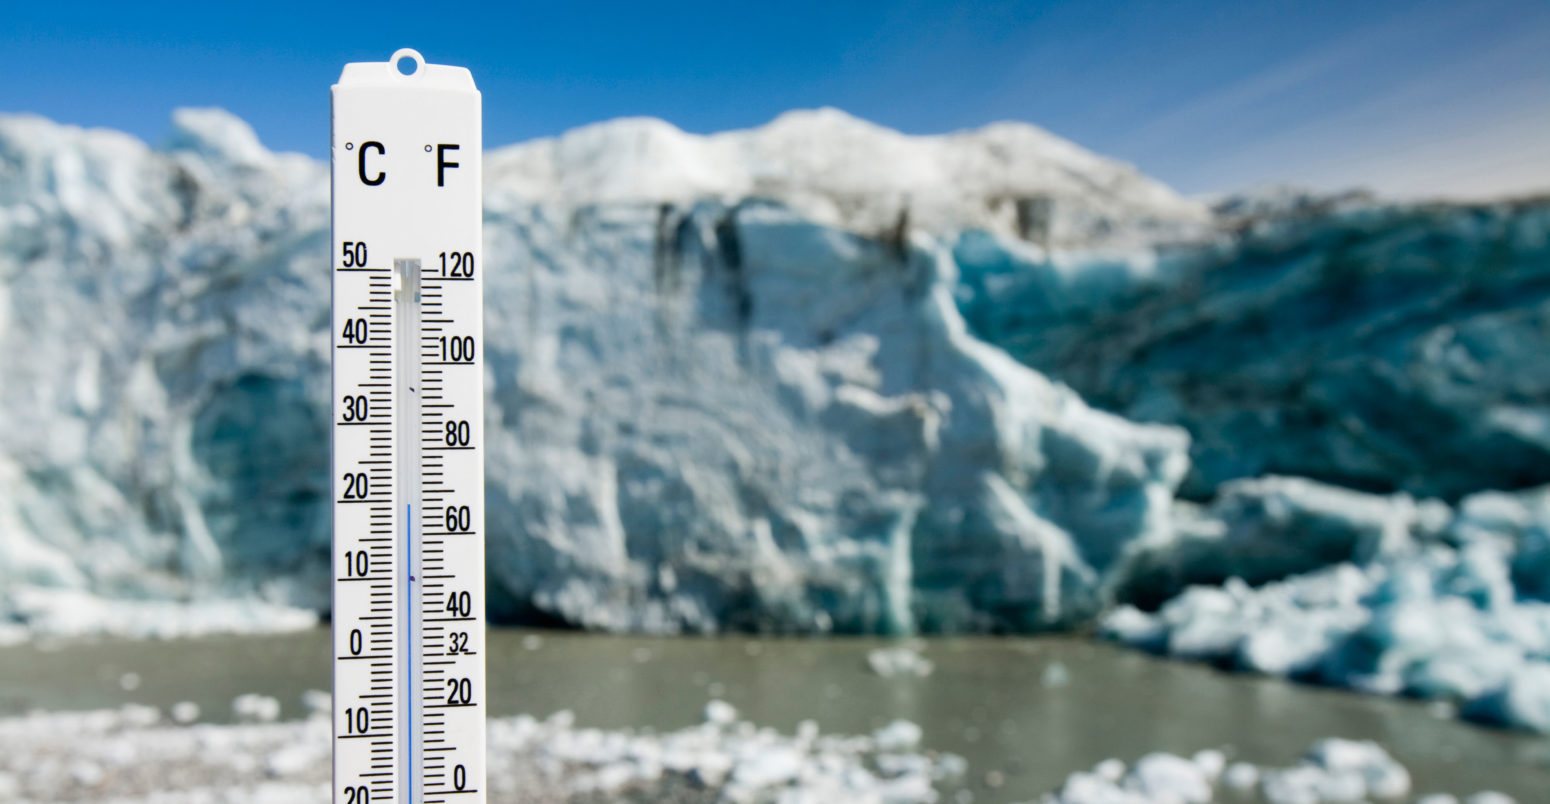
342,472,370,500
439,250,474,277
344,706,369,734
439,335,474,362
341,241,367,267
342,395,369,422
342,317,369,345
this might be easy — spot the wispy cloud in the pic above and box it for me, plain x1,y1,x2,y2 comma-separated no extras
1108,0,1550,197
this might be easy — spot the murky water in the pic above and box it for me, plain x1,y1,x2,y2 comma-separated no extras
2,629,1547,802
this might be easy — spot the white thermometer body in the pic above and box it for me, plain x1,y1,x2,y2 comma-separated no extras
331,49,485,804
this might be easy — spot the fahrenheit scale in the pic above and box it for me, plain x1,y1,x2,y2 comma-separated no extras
332,49,485,804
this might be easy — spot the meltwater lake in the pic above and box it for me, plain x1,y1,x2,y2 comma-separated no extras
1,629,1546,803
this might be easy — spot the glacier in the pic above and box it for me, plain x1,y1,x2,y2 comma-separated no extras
956,189,1550,500
3,106,1550,739
0,107,1201,637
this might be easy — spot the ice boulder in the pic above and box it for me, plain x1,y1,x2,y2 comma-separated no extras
1449,486,1550,601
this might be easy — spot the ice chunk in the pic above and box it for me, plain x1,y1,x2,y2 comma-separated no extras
1222,762,1259,791
1303,738,1410,799
1464,663,1550,733
703,700,737,726
1095,758,1126,782
868,646,935,678
232,694,281,723
1125,753,1212,804
1190,749,1225,782
170,701,199,724
873,719,923,752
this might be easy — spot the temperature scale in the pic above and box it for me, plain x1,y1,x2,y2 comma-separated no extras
331,49,485,804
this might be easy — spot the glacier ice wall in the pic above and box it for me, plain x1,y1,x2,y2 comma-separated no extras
0,110,333,636
478,198,1189,632
956,195,1550,500
0,109,1199,635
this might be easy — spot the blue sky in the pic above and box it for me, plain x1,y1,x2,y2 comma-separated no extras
3,0,1547,198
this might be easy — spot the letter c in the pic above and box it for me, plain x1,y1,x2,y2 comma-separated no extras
359,141,385,186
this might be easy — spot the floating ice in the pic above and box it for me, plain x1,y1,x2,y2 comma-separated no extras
232,693,281,723
868,646,936,678
1041,738,1516,804
873,719,924,752
704,699,738,726
0,703,963,803
1102,479,1550,733
169,701,199,724
1128,753,1212,803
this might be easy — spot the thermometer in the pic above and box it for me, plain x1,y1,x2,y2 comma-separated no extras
331,49,484,804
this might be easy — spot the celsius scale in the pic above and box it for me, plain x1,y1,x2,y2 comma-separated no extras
331,49,485,804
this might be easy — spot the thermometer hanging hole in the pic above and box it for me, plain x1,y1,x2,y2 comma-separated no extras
391,48,424,77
